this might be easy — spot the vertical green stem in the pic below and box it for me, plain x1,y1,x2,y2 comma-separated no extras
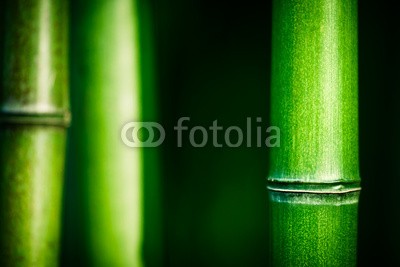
0,0,69,266
71,0,143,266
269,0,360,266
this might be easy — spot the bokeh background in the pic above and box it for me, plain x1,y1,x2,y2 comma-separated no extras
60,0,400,266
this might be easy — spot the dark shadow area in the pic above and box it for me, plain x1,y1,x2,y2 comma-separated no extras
358,0,400,265
155,0,272,266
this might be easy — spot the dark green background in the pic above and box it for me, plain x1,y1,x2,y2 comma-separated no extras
61,0,400,266
358,0,400,266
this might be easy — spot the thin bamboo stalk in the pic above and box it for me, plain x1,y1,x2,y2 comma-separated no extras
269,0,360,266
71,0,143,266
0,0,69,266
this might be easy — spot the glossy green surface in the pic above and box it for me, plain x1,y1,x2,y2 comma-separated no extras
269,0,359,183
270,192,359,267
0,0,68,266
71,0,143,266
0,127,66,267
1,0,68,116
269,0,360,266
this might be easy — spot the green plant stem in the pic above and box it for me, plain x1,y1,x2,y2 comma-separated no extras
71,0,143,266
0,0,69,266
269,0,360,266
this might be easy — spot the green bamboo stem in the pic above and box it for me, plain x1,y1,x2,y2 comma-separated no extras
269,0,360,266
0,0,69,266
71,0,143,266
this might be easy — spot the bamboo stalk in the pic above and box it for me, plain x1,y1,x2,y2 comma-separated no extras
0,0,69,266
71,0,143,266
269,0,360,266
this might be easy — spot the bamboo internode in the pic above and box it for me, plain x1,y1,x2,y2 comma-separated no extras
269,0,360,265
0,0,69,265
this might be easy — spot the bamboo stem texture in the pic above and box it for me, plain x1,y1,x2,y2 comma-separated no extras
0,0,69,266
269,0,360,266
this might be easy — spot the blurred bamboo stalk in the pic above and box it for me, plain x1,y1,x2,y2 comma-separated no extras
269,0,360,266
71,0,143,266
0,0,69,266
